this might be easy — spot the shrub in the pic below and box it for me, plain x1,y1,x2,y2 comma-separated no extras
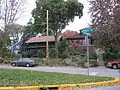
58,38,69,59
89,52,97,59
49,48,58,58
103,46,120,61
83,60,98,68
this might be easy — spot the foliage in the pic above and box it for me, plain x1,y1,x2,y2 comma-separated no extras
20,19,38,54
83,60,98,68
0,0,26,54
89,52,97,60
32,0,83,49
90,0,120,49
103,46,120,61
22,19,37,42
58,39,69,59
49,48,58,58
9,24,25,44
0,69,113,87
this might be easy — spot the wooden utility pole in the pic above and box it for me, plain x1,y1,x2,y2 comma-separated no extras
46,10,49,65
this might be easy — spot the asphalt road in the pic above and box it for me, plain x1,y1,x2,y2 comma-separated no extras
0,65,120,90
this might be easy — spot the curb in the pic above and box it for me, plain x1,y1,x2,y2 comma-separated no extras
0,78,120,90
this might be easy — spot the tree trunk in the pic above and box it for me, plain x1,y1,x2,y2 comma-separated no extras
95,48,105,66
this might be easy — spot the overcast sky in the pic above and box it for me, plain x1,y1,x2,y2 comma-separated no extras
17,0,91,32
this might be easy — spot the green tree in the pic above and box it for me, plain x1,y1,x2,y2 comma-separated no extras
32,0,83,50
20,19,37,54
22,19,36,42
58,39,69,59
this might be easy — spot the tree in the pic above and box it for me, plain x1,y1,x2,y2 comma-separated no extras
89,0,120,49
0,0,26,56
21,19,37,43
9,24,25,44
32,0,83,50
20,19,37,54
90,0,120,62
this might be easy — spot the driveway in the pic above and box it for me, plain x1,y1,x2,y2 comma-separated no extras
0,65,120,90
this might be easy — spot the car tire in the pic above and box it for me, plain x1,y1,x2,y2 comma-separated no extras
26,63,30,67
112,64,118,69
12,63,16,66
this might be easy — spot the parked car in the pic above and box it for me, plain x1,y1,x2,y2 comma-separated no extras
11,58,39,67
107,61,120,69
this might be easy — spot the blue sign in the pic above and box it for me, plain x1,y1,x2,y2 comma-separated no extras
80,28,93,36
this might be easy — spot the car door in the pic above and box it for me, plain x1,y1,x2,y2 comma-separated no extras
22,58,29,66
17,58,23,66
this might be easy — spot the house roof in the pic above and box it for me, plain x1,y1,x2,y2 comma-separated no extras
62,30,78,37
25,35,62,43
65,35,93,40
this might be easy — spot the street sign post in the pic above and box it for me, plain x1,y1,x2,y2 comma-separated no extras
80,28,93,76
86,35,90,76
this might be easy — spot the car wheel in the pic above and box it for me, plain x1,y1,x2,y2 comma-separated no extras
26,63,30,67
112,64,118,69
12,63,16,66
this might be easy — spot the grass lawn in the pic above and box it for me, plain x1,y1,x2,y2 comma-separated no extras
0,69,113,87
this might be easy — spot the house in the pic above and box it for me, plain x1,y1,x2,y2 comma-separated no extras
62,30,94,52
25,35,62,57
10,40,23,54
24,29,94,57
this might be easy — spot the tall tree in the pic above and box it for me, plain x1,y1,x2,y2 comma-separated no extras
0,0,26,55
90,0,120,49
32,0,83,49
9,24,25,44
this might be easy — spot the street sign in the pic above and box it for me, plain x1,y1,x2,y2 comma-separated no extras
79,28,93,76
80,28,93,36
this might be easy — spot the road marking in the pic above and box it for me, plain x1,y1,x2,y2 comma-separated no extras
90,72,98,75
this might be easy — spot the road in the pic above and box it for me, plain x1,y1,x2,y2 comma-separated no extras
0,65,120,90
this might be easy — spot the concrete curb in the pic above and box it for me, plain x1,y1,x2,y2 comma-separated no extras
0,78,120,90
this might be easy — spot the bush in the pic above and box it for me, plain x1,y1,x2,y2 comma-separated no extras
34,58,46,66
83,60,98,68
103,46,120,61
89,52,97,59
49,48,58,58
58,38,69,59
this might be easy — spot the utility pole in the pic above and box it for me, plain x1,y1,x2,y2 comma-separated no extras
46,10,49,65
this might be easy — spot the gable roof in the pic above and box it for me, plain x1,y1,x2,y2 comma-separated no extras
25,35,62,43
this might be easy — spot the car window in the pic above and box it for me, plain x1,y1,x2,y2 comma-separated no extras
23,58,29,61
18,58,23,61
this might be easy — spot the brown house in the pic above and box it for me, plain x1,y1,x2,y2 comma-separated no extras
24,30,94,57
62,30,94,52
65,35,94,52
25,35,62,57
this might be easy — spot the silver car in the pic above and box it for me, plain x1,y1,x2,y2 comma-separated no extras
11,58,39,67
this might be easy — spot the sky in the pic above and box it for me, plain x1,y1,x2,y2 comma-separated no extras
17,0,91,32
